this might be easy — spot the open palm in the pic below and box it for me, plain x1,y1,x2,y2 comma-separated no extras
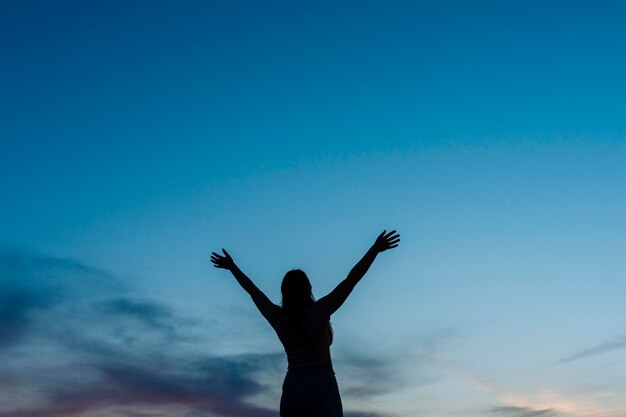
373,230,400,253
210,249,235,270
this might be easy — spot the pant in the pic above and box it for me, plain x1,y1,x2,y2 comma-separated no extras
280,367,343,417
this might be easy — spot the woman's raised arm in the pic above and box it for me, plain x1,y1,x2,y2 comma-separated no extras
317,230,400,317
211,249,278,321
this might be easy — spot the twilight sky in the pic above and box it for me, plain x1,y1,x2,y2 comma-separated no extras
1,1,625,417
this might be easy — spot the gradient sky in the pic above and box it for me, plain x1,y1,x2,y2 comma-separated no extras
1,1,625,417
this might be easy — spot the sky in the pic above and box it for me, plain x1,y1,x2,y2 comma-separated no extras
1,1,625,416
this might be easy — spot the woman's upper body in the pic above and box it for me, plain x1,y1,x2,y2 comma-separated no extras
210,230,400,370
252,297,333,369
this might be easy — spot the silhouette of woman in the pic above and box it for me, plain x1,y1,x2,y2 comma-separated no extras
211,230,400,417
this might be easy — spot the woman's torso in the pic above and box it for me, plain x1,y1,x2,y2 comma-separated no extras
269,303,333,370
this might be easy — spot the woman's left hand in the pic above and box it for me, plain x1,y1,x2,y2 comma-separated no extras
372,230,400,253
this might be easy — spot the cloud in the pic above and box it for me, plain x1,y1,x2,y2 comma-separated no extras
330,329,453,404
489,406,558,417
0,280,51,348
0,249,280,417
557,335,626,364
0,249,119,349
344,412,393,417
95,297,199,342
0,249,392,417
336,350,429,401
338,353,400,398
430,356,625,417
36,353,283,417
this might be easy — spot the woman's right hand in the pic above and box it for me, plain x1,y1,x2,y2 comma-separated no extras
210,249,235,270
372,230,400,253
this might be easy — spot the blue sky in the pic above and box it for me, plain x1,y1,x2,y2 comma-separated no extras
1,1,625,416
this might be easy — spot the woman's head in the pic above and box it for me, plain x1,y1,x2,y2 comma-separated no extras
281,269,315,318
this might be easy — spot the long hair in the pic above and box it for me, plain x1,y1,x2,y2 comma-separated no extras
281,269,315,324
281,269,333,344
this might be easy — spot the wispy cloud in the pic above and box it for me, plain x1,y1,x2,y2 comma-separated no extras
489,406,558,417
429,356,624,417
0,249,124,349
336,351,407,399
0,249,285,417
557,335,626,364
